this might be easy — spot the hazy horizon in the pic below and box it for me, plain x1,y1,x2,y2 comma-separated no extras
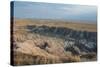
13,1,97,24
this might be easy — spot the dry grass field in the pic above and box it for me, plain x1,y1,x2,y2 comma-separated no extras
14,19,97,32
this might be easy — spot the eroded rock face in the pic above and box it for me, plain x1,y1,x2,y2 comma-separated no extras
26,25,97,55
26,25,97,41
64,39,97,55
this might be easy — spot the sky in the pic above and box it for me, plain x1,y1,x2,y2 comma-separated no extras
13,1,97,23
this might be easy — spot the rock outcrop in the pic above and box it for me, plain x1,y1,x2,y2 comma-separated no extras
26,25,97,55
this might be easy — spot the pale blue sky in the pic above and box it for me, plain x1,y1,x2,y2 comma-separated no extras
13,1,97,23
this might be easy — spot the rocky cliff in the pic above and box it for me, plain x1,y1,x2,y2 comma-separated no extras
26,25,97,55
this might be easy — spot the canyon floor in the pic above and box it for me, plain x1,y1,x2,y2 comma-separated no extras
11,19,97,66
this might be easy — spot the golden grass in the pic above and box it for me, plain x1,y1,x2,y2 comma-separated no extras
13,51,81,65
